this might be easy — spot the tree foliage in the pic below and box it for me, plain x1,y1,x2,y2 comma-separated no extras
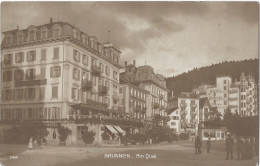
82,131,96,145
57,125,72,143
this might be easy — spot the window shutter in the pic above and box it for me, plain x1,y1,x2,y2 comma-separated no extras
1,90,5,101
12,89,15,100
33,69,36,79
14,71,17,81
78,89,80,100
27,51,29,62
22,52,24,62
71,88,74,100
15,53,18,63
33,51,36,61
57,108,60,119
78,70,80,81
24,88,27,100
50,67,53,78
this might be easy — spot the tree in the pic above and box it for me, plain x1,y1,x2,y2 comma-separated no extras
57,125,71,145
101,131,110,140
82,131,96,145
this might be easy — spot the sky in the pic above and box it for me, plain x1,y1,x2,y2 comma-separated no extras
1,2,259,77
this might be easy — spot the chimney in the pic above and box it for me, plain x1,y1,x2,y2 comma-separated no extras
50,18,53,24
125,61,127,67
133,60,136,67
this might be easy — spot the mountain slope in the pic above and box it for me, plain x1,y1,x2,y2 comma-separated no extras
166,59,259,96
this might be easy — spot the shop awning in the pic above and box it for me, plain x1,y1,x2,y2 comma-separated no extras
114,126,126,135
105,125,118,134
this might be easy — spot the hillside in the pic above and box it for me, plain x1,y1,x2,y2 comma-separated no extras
166,59,259,96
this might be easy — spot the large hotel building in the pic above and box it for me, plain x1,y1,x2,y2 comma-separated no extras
1,19,125,145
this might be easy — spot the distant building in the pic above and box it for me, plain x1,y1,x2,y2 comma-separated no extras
193,73,258,117
178,92,200,139
120,61,169,122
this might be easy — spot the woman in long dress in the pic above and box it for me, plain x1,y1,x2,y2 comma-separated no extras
28,137,33,150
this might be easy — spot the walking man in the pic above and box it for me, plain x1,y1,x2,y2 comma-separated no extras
225,134,234,160
207,137,211,153
237,136,243,160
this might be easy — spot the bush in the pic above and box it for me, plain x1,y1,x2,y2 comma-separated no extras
82,131,96,145
101,131,110,140
57,125,71,144
2,122,49,144
179,133,189,140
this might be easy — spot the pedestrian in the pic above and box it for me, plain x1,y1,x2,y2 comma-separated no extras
207,137,211,153
195,136,199,154
198,137,202,154
28,137,33,150
249,137,254,159
237,136,243,160
244,138,251,160
225,134,234,160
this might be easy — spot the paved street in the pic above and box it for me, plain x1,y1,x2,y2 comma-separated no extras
0,141,258,166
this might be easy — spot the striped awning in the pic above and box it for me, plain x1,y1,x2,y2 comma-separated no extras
105,125,118,134
114,126,126,135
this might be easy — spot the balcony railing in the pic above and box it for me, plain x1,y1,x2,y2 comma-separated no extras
180,119,187,123
191,119,197,123
85,99,108,108
180,103,187,107
98,85,108,96
190,111,197,115
190,103,197,108
112,93,119,103
152,103,160,109
229,97,238,101
180,111,187,115
91,65,101,76
159,94,164,100
81,80,92,91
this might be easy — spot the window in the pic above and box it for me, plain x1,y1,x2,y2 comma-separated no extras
224,101,227,105
113,71,118,80
82,54,88,65
3,71,12,82
105,66,110,76
4,90,12,101
52,107,60,119
15,52,24,63
92,76,96,86
39,87,45,99
4,54,12,64
53,47,59,59
27,108,33,119
73,68,80,80
40,68,46,79
224,86,227,90
15,89,24,100
50,66,61,78
71,88,79,100
27,88,36,100
224,80,227,84
53,27,61,37
41,49,46,60
99,63,104,73
119,87,123,94
14,70,24,81
41,29,48,39
171,122,176,126
26,69,35,80
52,86,58,99
224,93,227,98
29,30,36,41
73,49,80,62
6,35,12,44
27,50,36,62
17,34,24,43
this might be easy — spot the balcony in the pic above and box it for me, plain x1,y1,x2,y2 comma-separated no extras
85,99,108,108
180,103,187,107
190,103,197,108
81,80,92,91
159,94,164,100
91,65,101,76
180,119,187,123
191,119,197,123
190,111,197,115
229,89,238,93
141,107,147,114
112,93,119,103
180,111,187,115
152,103,160,109
2,82,11,88
15,79,47,87
229,97,238,101
98,85,108,96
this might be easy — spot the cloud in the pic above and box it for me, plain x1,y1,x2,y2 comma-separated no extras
1,2,258,77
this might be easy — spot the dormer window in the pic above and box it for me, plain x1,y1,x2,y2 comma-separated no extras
41,29,48,39
73,29,80,40
17,34,24,43
6,35,13,44
28,30,36,41
53,27,61,37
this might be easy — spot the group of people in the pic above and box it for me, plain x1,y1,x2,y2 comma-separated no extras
194,134,256,160
28,137,47,150
226,134,255,160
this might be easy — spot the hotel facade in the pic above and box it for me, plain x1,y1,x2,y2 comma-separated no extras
1,19,127,145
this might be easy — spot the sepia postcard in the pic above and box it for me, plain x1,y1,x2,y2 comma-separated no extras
0,1,259,166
